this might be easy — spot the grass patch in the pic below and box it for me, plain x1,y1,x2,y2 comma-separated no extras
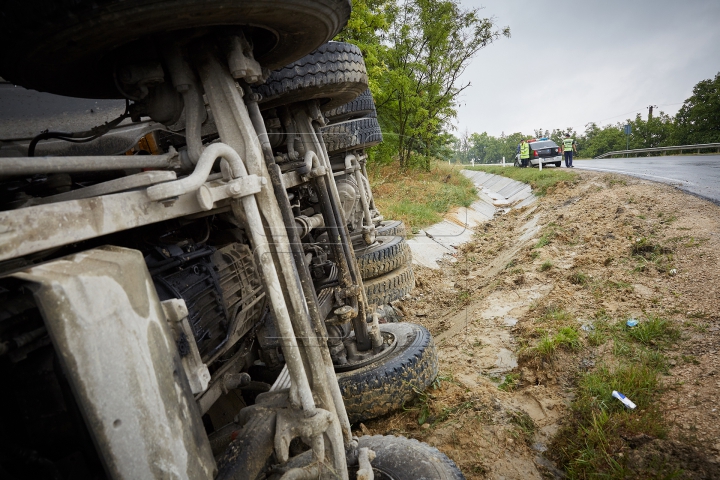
568,270,590,286
369,162,477,233
538,305,572,323
539,260,553,272
466,165,577,196
624,315,681,347
534,326,581,357
498,373,519,392
551,314,682,478
509,410,536,444
631,237,675,274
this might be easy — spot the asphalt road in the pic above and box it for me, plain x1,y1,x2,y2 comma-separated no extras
572,155,720,205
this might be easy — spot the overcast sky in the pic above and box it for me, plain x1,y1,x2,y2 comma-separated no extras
454,0,720,137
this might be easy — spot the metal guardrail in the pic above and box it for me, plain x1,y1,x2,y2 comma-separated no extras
594,143,720,159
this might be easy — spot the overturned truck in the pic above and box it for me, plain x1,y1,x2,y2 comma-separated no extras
0,1,464,479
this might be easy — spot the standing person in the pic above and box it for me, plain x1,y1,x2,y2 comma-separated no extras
520,139,530,168
562,133,577,168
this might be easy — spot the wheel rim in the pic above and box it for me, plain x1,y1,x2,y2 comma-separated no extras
334,330,398,373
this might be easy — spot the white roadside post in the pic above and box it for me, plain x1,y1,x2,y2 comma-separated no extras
502,156,505,167
539,158,542,171
471,158,475,167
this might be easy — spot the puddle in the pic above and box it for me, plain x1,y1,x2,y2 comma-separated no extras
495,348,518,371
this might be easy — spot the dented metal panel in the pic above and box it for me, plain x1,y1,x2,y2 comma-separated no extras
11,246,216,480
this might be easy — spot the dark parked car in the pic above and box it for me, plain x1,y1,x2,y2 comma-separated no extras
514,138,562,167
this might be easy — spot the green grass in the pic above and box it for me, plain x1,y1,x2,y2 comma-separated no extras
498,373,519,392
568,270,590,286
624,315,680,347
467,165,577,196
631,237,675,274
539,260,553,272
534,326,581,356
371,162,477,233
550,314,682,478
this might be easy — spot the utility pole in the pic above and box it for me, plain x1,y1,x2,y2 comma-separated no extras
647,104,657,121
647,105,658,149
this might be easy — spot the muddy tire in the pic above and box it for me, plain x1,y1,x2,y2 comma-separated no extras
0,0,351,99
375,220,406,238
355,236,411,281
322,116,383,155
337,323,438,423
255,41,368,110
350,435,465,479
324,88,375,124
364,265,415,307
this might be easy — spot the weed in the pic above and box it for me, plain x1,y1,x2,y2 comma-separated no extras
631,237,674,273
605,175,628,187
530,250,541,260
551,358,670,478
534,326,581,356
498,373,519,392
605,279,633,291
625,316,680,347
504,259,517,270
637,214,647,220
587,329,608,346
509,410,536,443
538,305,572,323
534,234,551,249
681,355,700,365
568,271,589,286
457,290,471,303
539,260,553,272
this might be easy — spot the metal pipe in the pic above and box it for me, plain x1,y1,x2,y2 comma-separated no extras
348,154,375,244
0,149,179,176
360,158,377,211
182,86,204,164
245,90,353,444
147,143,233,200
308,120,371,351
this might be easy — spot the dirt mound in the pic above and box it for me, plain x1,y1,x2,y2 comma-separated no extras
364,171,720,479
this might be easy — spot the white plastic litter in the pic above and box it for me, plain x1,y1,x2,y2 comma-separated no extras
612,390,637,409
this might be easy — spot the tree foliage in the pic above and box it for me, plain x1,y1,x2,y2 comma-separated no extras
674,72,720,145
376,0,509,169
337,0,509,170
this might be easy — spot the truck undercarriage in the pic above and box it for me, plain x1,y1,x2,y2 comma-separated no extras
0,2,462,478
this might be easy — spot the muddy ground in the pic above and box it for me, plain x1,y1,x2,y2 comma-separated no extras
360,171,720,479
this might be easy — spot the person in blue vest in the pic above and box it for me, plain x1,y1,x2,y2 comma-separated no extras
562,133,577,168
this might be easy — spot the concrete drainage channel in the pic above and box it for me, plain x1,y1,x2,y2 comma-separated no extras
407,169,536,269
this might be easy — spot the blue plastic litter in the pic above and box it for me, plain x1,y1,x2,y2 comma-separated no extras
626,319,639,327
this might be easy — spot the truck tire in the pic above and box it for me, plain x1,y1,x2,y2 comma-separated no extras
283,434,464,479
323,116,383,155
351,435,465,480
324,88,376,124
0,0,351,99
375,220,407,238
364,265,415,307
337,322,438,423
355,236,411,281
254,41,368,111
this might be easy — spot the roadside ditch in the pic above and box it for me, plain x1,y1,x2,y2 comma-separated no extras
361,169,720,479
